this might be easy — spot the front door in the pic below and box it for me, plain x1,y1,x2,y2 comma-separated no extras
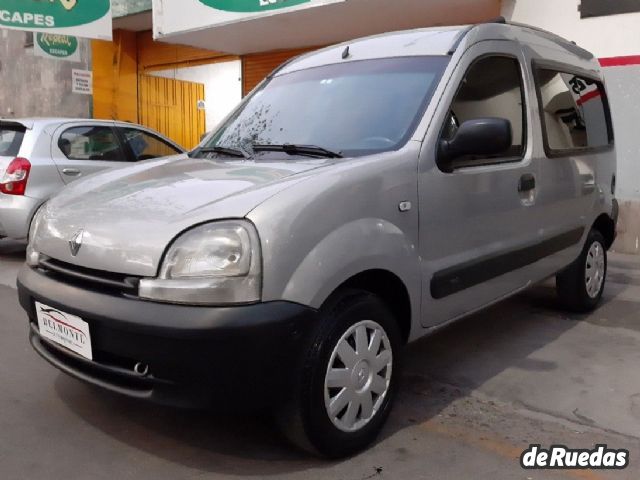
51,122,129,184
418,41,543,327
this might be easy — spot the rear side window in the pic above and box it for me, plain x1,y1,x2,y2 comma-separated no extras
59,126,127,162
535,68,613,154
0,125,26,157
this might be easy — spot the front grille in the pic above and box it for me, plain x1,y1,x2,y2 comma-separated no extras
37,257,140,297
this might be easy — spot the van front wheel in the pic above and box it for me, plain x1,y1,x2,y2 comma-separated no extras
556,229,607,312
277,290,401,458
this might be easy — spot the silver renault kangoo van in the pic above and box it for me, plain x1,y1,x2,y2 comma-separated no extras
18,20,617,457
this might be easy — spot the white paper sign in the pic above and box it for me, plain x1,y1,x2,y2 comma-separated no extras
72,69,93,95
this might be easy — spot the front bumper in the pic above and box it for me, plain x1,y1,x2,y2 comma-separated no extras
18,265,320,409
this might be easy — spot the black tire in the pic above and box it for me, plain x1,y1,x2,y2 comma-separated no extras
277,289,402,458
556,229,607,313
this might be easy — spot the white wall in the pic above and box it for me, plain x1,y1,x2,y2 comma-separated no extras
502,0,640,58
600,65,640,201
152,60,242,133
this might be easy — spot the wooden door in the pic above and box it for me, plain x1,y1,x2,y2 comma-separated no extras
138,74,206,150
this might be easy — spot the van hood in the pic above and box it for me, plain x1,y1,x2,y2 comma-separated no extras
34,154,333,276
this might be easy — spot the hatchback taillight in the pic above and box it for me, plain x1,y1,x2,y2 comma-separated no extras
0,157,31,195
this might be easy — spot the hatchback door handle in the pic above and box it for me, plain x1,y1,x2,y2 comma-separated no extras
518,174,536,192
62,168,81,176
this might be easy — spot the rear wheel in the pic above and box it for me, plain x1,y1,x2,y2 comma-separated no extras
556,229,607,312
277,290,401,458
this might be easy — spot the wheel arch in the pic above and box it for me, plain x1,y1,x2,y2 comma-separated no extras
323,269,412,344
592,213,616,250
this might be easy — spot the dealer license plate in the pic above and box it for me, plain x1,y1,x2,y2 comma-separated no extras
35,301,93,360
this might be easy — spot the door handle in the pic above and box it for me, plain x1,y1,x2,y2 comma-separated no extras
62,168,81,176
518,174,536,192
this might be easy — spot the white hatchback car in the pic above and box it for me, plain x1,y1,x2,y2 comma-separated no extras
0,118,184,240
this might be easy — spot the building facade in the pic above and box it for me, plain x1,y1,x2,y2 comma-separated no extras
0,0,146,121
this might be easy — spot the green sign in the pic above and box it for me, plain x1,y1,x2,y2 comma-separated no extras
0,0,110,29
36,33,78,58
199,0,311,13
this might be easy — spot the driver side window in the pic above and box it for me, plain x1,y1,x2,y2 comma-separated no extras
442,55,526,167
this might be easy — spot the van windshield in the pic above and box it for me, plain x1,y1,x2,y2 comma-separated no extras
204,56,449,158
0,124,26,157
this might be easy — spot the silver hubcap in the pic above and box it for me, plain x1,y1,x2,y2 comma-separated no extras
324,320,393,433
585,241,606,299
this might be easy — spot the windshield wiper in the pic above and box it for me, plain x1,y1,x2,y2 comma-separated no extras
252,143,343,158
193,146,251,159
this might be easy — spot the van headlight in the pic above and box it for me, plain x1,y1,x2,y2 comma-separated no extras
26,203,47,267
138,220,262,305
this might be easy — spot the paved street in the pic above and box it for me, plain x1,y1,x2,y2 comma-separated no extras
0,238,639,479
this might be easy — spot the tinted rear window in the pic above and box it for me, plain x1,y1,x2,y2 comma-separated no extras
0,124,26,157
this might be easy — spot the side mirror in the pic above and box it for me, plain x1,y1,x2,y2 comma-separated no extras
439,118,512,170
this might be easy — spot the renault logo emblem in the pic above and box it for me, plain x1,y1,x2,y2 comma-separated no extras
69,230,84,257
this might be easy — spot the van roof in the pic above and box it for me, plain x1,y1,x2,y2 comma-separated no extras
277,21,598,76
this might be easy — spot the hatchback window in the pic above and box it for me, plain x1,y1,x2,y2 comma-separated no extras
205,56,449,157
535,69,613,153
0,124,26,157
120,128,182,161
441,56,525,166
59,126,126,162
